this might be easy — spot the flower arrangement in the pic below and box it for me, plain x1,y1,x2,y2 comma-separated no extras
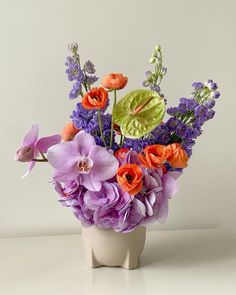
16,43,220,233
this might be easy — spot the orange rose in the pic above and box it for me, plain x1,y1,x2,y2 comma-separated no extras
138,144,169,169
61,122,80,141
116,164,143,195
115,148,130,161
82,87,108,110
101,73,128,90
166,143,189,168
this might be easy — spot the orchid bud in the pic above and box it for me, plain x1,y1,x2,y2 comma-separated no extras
16,146,34,162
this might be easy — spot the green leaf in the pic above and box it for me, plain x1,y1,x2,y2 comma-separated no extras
113,89,165,139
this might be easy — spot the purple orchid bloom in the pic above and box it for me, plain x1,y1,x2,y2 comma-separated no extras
47,131,119,191
15,124,61,177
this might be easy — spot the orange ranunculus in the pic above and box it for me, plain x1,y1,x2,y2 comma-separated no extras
82,87,108,110
61,122,80,141
138,144,169,169
101,73,128,90
115,148,130,161
166,143,189,168
116,164,143,195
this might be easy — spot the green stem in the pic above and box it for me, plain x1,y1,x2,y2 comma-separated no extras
119,134,124,147
33,158,48,162
109,90,117,148
97,110,107,147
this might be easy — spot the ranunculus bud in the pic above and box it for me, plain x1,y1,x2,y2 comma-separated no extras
16,146,34,162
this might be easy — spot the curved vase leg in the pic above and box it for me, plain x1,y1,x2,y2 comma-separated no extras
121,250,139,270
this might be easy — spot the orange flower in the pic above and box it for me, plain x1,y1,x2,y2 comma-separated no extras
138,144,169,169
166,143,189,168
61,122,80,141
82,87,108,110
101,73,128,90
116,164,143,195
115,148,130,161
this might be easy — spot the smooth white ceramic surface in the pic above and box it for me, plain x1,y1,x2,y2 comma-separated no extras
1,229,236,295
82,226,146,269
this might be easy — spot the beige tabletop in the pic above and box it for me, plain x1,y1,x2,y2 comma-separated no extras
0,229,236,295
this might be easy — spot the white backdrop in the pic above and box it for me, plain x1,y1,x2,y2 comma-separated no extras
0,0,235,238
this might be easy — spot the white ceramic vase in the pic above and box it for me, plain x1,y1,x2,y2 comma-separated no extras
81,226,146,269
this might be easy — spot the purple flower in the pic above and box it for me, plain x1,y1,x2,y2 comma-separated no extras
204,98,215,109
116,198,145,232
192,82,204,91
210,91,220,99
69,82,82,99
47,131,119,191
150,85,161,93
15,124,61,177
65,62,84,82
208,82,218,91
140,169,180,224
84,182,125,210
83,60,96,74
166,117,181,131
206,109,215,120
85,75,99,86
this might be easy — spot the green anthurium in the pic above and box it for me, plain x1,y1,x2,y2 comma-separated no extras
113,89,165,139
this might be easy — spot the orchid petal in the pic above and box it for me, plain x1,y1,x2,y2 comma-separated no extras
22,124,39,147
47,141,80,172
22,161,36,178
52,167,79,182
89,145,119,181
35,135,61,153
81,174,102,191
74,131,95,156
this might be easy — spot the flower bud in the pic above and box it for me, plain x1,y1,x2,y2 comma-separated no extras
155,44,161,51
149,57,156,64
144,71,152,78
142,80,150,87
160,67,167,75
210,91,220,99
16,146,34,162
68,42,78,54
